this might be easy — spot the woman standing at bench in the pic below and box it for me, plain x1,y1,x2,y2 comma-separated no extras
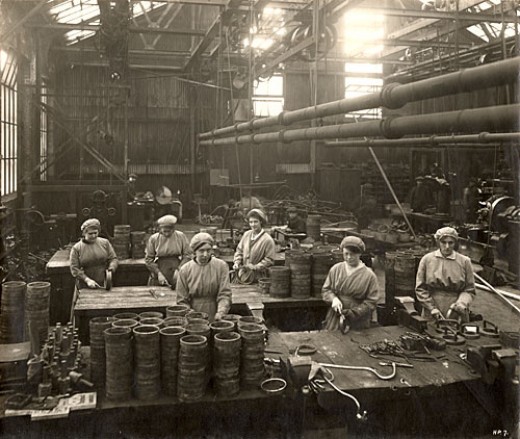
145,214,192,288
69,218,118,319
177,232,231,322
322,236,379,332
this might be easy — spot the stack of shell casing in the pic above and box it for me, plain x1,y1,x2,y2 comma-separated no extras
213,331,241,397
160,326,186,396
0,281,26,343
112,224,131,259
238,323,265,388
89,316,115,387
104,327,133,400
178,335,209,401
133,325,161,400
25,281,51,353
130,231,146,259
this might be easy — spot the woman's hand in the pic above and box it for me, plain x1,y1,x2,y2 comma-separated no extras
85,278,101,289
245,263,255,271
214,312,223,321
157,272,169,286
332,297,343,314
430,308,443,320
233,262,241,271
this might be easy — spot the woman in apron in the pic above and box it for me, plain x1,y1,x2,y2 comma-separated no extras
322,236,379,332
145,214,192,287
69,218,118,319
176,232,231,322
416,227,475,321
233,209,276,284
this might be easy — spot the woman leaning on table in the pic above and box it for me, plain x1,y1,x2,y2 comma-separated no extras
415,226,475,322
232,208,276,284
145,214,193,288
176,232,231,322
322,236,379,332
69,218,118,320
69,218,118,290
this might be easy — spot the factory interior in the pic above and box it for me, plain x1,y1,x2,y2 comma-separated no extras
0,0,519,437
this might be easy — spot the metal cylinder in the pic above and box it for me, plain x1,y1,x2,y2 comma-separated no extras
139,317,164,328
104,327,133,401
89,316,115,387
186,311,209,322
163,316,187,328
112,225,131,259
160,326,186,396
268,266,290,298
111,318,139,331
311,251,335,298
113,312,140,321
286,251,312,299
178,335,209,401
238,323,265,389
0,281,26,343
25,281,51,353
133,325,161,400
139,311,164,320
130,231,146,259
221,314,241,330
213,331,241,397
166,304,191,318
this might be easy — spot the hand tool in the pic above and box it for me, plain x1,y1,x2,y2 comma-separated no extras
400,378,412,387
379,361,413,368
318,361,397,380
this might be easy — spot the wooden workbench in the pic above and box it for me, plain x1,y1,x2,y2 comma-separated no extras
46,247,285,325
74,283,326,343
2,324,514,437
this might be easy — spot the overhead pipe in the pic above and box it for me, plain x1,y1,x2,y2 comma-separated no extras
199,57,520,140
198,104,520,147
324,132,520,148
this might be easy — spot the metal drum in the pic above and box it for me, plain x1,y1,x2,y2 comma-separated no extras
268,266,290,298
160,326,186,396
213,331,241,397
25,281,51,353
104,327,133,401
89,316,115,387
133,325,161,400
178,335,209,401
287,251,312,299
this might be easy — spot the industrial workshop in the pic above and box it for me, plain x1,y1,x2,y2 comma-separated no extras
0,0,519,437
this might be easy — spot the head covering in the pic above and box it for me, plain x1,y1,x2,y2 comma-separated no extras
81,218,101,233
247,208,267,224
190,232,214,252
340,236,365,252
157,215,177,227
434,226,458,241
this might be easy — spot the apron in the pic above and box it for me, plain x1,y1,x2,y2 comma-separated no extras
421,290,467,321
322,296,371,331
191,297,218,323
71,264,106,322
235,266,267,284
148,256,180,287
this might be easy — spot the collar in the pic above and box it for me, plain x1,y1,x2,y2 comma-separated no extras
434,249,456,260
250,229,265,241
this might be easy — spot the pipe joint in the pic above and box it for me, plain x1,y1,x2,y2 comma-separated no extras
380,117,401,139
278,111,287,126
380,83,405,109
278,130,288,143
478,132,490,142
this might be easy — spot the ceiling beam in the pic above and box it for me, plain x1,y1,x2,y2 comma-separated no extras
183,0,243,72
29,23,206,36
362,6,519,24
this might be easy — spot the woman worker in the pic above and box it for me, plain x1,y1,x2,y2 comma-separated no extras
145,214,193,287
322,236,379,332
416,226,475,321
70,218,118,289
232,208,276,284
176,232,232,322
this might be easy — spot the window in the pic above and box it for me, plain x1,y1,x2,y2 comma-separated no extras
339,9,384,120
253,75,283,117
1,49,18,198
344,63,383,120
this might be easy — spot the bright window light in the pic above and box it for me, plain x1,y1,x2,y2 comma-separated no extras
253,75,283,117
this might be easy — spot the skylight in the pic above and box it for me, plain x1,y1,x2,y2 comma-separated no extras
47,0,164,45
